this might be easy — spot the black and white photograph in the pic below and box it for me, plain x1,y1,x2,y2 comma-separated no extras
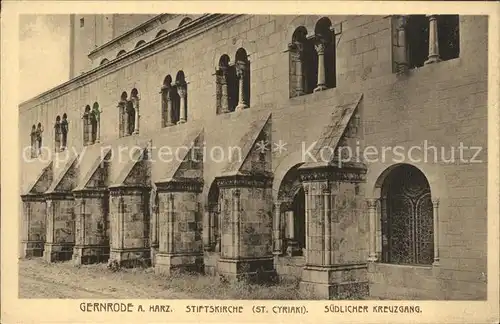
2,1,499,323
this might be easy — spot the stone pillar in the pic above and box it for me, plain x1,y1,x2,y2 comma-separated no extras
161,85,174,127
396,15,409,74
235,61,249,110
432,198,440,265
177,84,187,124
290,43,305,96
95,117,100,143
220,67,230,113
366,198,378,262
132,96,140,134
284,207,301,256
425,15,441,65
43,193,75,262
216,174,276,282
203,207,211,251
20,195,46,258
155,179,203,275
108,186,150,267
149,190,159,265
272,202,283,255
298,165,368,299
118,100,127,137
314,41,327,92
72,189,110,265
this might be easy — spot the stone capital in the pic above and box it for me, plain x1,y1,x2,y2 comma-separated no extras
314,41,326,55
176,84,187,98
366,198,378,210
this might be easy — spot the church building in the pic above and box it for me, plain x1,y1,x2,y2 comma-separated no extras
19,14,488,300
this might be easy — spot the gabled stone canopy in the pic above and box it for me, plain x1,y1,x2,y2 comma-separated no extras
21,160,53,197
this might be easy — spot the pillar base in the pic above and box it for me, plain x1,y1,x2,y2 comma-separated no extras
177,119,186,125
235,103,248,111
72,245,109,265
43,243,74,262
299,264,369,299
154,252,203,276
132,130,139,135
150,245,159,266
21,241,45,258
109,248,151,268
217,257,277,283
424,56,441,65
204,251,220,276
313,85,327,92
285,240,302,257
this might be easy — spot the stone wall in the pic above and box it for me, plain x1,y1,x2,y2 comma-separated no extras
19,14,488,299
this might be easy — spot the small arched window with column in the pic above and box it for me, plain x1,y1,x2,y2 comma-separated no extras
160,75,174,127
174,71,187,124
215,54,238,114
129,88,140,134
82,105,92,145
288,26,317,97
234,48,250,110
313,17,336,91
117,91,128,137
393,15,460,72
54,115,61,152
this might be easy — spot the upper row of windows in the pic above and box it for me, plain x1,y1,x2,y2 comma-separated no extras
29,15,460,157
98,17,193,66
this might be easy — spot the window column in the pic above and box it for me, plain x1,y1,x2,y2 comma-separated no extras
425,15,441,64
132,95,140,134
314,41,327,92
367,198,378,262
432,198,440,265
177,83,187,124
235,61,249,110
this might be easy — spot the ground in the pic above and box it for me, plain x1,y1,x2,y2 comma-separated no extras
19,258,326,300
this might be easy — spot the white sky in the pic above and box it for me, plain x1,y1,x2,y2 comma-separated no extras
19,14,70,102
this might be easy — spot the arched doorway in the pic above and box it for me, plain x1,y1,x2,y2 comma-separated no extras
380,164,434,265
277,164,306,256
207,181,221,252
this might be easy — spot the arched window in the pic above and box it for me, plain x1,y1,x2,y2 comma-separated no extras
380,164,434,265
129,88,140,134
83,105,91,145
135,40,146,48
155,29,168,38
288,26,317,97
118,91,128,137
161,75,173,127
178,17,192,28
35,123,44,156
215,54,238,114
90,103,100,143
100,58,109,66
61,113,69,150
404,15,460,69
174,71,187,124
116,50,127,58
234,48,250,110
314,17,336,90
54,115,61,152
30,124,37,158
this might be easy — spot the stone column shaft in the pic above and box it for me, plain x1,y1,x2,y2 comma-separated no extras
367,198,378,262
314,42,327,92
323,189,332,265
285,210,294,239
432,198,440,265
203,210,211,251
220,69,230,113
396,15,409,74
132,97,140,134
235,62,248,110
304,186,310,264
167,193,174,254
425,15,441,64
177,86,187,124
232,190,241,258
273,202,282,255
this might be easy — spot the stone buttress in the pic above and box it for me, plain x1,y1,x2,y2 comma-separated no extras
72,147,112,265
108,143,151,267
215,114,277,282
43,153,79,262
153,130,204,275
20,161,53,258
